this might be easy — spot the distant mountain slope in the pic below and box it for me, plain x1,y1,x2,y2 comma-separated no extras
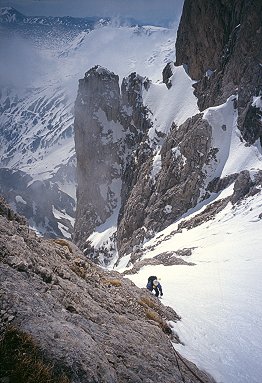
0,6,109,50
0,7,178,239
0,6,107,28
0,6,24,22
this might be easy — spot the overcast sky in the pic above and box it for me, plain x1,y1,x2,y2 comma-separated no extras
0,0,184,25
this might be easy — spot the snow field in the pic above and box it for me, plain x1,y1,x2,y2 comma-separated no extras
124,189,262,383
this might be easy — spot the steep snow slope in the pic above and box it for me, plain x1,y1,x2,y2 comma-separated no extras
114,97,262,383
143,64,199,144
116,183,262,383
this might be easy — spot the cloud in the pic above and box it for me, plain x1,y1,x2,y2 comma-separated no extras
0,35,53,88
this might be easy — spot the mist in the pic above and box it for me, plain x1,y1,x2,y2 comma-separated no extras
0,35,55,89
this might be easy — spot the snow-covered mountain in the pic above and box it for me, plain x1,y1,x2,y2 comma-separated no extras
0,6,178,238
0,6,24,22
73,1,262,382
1,2,262,382
0,6,108,30
120,180,262,383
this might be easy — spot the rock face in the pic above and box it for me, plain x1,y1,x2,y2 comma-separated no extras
74,1,262,265
176,0,262,144
117,114,213,257
74,66,122,248
0,198,216,383
74,65,216,260
74,66,152,261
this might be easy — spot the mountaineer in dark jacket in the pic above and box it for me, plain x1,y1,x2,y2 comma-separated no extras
146,276,163,297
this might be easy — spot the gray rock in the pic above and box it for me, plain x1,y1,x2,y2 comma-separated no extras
162,62,174,89
231,169,262,204
73,67,152,262
117,114,213,256
73,2,261,271
231,170,253,204
175,0,262,146
1,200,216,382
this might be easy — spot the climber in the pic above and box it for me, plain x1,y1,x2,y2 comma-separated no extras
146,276,163,297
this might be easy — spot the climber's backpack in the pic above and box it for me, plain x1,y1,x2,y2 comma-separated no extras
148,276,157,284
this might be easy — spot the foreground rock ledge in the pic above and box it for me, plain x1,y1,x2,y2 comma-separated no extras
0,198,215,383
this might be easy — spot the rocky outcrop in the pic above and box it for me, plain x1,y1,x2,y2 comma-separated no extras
175,0,262,145
74,2,262,264
74,66,122,249
176,0,244,82
152,169,262,233
231,169,262,204
74,66,153,261
74,66,216,259
117,114,213,256
162,62,174,89
123,251,195,276
0,198,216,383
